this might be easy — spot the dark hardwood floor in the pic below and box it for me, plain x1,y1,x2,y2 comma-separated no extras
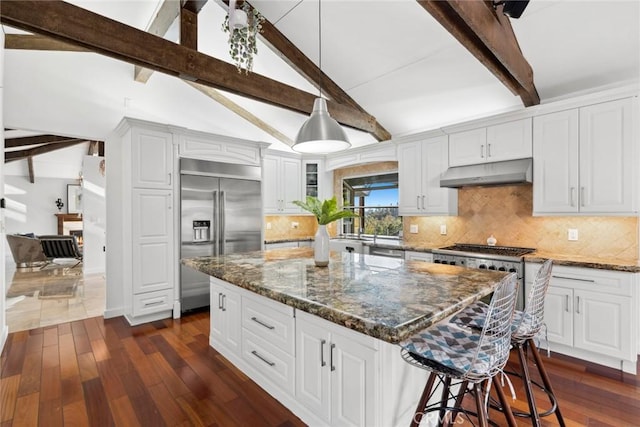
1,312,638,426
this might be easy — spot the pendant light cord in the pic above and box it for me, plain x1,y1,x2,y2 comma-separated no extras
318,0,322,98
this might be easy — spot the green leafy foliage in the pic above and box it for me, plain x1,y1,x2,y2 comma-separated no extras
221,3,264,74
293,196,358,225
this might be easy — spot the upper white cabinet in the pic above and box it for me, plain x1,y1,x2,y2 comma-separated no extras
263,153,302,214
302,158,333,201
131,127,173,189
533,97,637,215
448,118,532,167
398,136,457,216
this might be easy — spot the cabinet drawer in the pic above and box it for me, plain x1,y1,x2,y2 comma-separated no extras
133,289,173,316
242,329,295,395
527,263,633,296
242,295,295,355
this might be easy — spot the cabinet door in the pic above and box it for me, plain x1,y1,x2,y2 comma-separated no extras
397,141,422,215
422,136,456,215
281,157,302,214
131,127,173,189
574,290,632,359
263,155,280,213
210,280,242,356
330,332,377,427
544,286,573,346
486,118,532,162
448,128,486,166
296,315,331,423
210,281,226,343
579,98,635,213
132,189,173,295
533,110,579,214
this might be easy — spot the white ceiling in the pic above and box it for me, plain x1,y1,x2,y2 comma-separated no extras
2,0,639,177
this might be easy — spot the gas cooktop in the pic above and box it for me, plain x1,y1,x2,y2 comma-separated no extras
434,244,536,258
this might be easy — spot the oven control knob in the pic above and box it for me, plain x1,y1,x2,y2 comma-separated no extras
508,268,517,273
450,261,456,266
479,264,487,269
498,267,506,272
434,260,441,263
488,265,496,270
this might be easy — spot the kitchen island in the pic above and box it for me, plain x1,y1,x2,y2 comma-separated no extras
183,248,511,427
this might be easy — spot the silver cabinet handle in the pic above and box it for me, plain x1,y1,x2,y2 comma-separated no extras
221,294,226,312
320,339,326,367
143,298,164,307
565,294,570,312
576,296,580,314
168,172,172,186
487,143,491,157
570,187,576,207
552,275,595,283
251,350,275,367
421,195,425,210
251,317,275,330
218,292,223,310
416,196,420,210
330,343,336,372
480,144,485,158
580,187,586,207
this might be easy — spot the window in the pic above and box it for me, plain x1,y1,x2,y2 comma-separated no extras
342,172,401,237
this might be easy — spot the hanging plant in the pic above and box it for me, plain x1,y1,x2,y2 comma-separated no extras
222,2,265,74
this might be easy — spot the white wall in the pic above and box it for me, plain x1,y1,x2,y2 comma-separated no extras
1,29,7,352
82,156,106,275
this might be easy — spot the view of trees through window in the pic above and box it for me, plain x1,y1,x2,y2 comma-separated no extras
342,172,402,237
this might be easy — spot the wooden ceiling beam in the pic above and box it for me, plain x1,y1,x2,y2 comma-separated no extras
27,157,35,183
5,139,87,163
135,1,181,83
180,3,199,51
5,134,83,148
417,0,539,106
1,1,385,139
5,33,90,51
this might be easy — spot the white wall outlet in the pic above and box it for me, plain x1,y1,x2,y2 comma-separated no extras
291,221,299,229
440,224,447,235
266,222,272,230
568,228,578,241
409,224,419,234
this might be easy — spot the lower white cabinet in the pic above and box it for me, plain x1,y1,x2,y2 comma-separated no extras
296,310,377,427
210,278,242,356
405,251,433,262
525,263,638,373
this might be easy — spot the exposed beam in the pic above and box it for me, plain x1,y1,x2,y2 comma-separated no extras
5,139,87,163
87,140,105,156
185,81,293,146
5,134,83,148
180,4,199,50
417,0,539,106
181,0,208,14
1,1,386,139
27,157,35,183
5,33,89,51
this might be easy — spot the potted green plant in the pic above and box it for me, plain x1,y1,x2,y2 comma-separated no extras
221,2,265,74
293,196,357,267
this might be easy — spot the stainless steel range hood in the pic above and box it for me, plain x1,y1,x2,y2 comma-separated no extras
440,158,533,188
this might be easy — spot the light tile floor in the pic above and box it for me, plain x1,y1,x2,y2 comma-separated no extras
4,261,105,332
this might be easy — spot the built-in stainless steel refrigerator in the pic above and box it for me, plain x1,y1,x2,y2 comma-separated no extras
180,158,262,312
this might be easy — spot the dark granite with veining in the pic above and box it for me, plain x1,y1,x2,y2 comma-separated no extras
264,238,314,244
524,252,640,272
182,247,511,343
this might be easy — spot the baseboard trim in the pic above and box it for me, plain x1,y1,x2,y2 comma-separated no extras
0,325,9,355
103,308,124,319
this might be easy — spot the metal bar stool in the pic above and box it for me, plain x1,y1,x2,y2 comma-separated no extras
451,259,565,426
400,274,519,427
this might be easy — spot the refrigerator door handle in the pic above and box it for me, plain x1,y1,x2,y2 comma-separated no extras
213,190,219,256
220,191,226,255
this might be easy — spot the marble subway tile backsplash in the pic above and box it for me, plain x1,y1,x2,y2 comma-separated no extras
403,185,639,262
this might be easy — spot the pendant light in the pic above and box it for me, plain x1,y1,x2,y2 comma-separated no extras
292,0,351,154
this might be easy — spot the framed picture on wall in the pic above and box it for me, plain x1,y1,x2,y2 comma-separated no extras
67,184,83,214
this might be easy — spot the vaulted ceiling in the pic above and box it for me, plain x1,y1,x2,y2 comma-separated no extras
2,1,639,177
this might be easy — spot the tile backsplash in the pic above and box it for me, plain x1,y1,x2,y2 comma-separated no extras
403,185,639,262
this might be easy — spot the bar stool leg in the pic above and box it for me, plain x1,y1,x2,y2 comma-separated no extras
445,380,468,427
528,339,566,426
492,375,517,427
411,372,437,427
516,343,542,426
472,382,489,427
438,376,452,424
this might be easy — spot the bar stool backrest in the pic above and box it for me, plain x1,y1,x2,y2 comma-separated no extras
467,273,518,382
512,259,553,342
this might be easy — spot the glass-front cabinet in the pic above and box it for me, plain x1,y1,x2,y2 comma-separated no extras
305,162,319,198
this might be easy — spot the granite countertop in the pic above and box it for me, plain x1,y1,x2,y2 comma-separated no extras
524,251,640,273
182,247,510,344
264,238,313,244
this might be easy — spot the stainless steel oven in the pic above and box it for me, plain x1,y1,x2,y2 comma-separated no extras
432,244,535,310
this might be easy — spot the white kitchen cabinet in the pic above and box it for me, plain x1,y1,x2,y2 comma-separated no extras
263,153,302,214
132,189,174,295
210,277,242,357
296,310,377,427
405,251,433,263
398,136,457,216
448,119,532,167
533,97,637,215
525,263,637,373
131,126,173,189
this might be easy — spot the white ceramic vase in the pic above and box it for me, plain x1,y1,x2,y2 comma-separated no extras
314,224,330,267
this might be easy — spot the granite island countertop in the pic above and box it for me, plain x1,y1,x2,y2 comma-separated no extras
182,247,511,344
